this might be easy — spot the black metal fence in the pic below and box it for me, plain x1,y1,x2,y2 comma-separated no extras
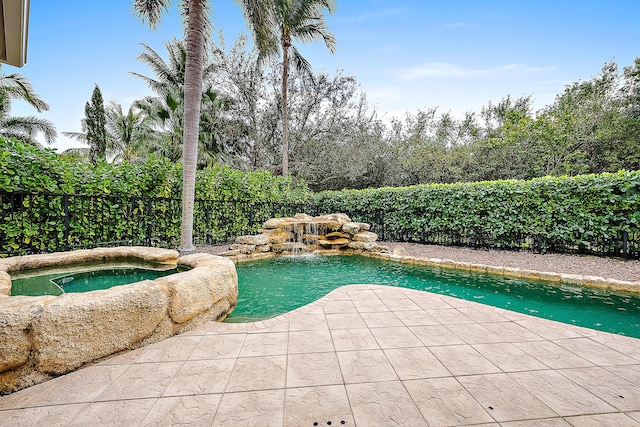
2,192,638,259
335,208,639,260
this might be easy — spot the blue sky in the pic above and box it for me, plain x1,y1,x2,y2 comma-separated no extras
9,0,640,151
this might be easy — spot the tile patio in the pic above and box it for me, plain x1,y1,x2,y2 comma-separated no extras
1,284,639,426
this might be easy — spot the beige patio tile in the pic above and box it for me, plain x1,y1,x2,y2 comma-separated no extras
473,342,549,372
360,310,404,328
322,299,358,314
370,325,424,348
553,338,638,366
458,373,558,422
96,361,183,401
589,333,640,362
501,419,572,426
0,375,63,410
373,286,413,299
189,333,246,360
409,293,455,310
352,297,390,313
225,355,287,392
67,399,157,427
140,394,221,426
202,321,256,334
213,389,285,427
410,325,466,346
430,345,501,376
394,308,440,326
0,403,86,427
288,310,328,331
482,320,544,342
515,318,585,340
564,413,640,426
450,323,505,344
629,412,640,423
560,366,640,412
404,377,494,426
330,328,380,351
288,328,335,353
336,349,398,383
514,340,594,369
384,346,451,380
326,312,367,329
347,380,426,426
135,335,202,363
98,346,146,365
457,305,513,323
605,364,640,387
238,332,288,357
346,287,379,300
286,352,343,388
163,359,235,396
426,308,475,324
510,370,615,416
381,297,422,312
23,364,128,406
284,385,353,427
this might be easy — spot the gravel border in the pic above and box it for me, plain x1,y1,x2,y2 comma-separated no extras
199,243,640,283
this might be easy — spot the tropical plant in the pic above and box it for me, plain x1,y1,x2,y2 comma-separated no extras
235,0,337,176
133,0,211,253
0,65,56,146
105,101,150,163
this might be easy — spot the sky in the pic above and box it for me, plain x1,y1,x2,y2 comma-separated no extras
9,0,640,152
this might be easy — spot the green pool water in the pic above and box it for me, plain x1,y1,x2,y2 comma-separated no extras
225,254,640,338
10,266,181,296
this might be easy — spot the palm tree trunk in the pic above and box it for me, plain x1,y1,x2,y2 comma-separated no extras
281,36,290,176
179,0,206,253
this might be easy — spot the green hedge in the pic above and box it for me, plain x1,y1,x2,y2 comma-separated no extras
313,171,640,254
0,137,312,256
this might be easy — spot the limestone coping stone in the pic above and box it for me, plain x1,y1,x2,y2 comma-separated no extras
0,247,238,395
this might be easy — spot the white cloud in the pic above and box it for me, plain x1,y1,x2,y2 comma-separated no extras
396,62,556,80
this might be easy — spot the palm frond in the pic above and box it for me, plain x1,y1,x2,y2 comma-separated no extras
0,68,50,112
133,0,171,29
2,115,57,145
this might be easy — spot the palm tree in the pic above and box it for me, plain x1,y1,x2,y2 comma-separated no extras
235,0,336,176
105,101,150,163
133,0,211,254
0,65,56,146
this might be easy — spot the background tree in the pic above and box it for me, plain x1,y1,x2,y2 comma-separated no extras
84,85,108,164
133,0,211,253
236,0,337,176
0,65,56,146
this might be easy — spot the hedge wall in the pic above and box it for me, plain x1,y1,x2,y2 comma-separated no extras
313,171,640,256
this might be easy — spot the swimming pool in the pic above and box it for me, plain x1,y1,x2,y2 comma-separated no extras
226,254,640,338
10,266,182,296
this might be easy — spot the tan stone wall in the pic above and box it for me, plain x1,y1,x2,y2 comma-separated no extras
0,247,238,395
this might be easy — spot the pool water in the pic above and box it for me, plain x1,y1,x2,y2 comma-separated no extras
10,267,181,296
225,254,640,338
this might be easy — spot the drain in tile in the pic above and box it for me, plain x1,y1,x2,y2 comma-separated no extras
312,421,346,425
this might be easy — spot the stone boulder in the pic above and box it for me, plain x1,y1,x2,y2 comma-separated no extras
342,222,371,235
31,280,169,374
353,231,378,242
0,296,56,372
235,234,269,246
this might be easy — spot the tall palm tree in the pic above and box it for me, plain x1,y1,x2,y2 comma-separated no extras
235,0,336,176
0,65,56,146
133,0,211,253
